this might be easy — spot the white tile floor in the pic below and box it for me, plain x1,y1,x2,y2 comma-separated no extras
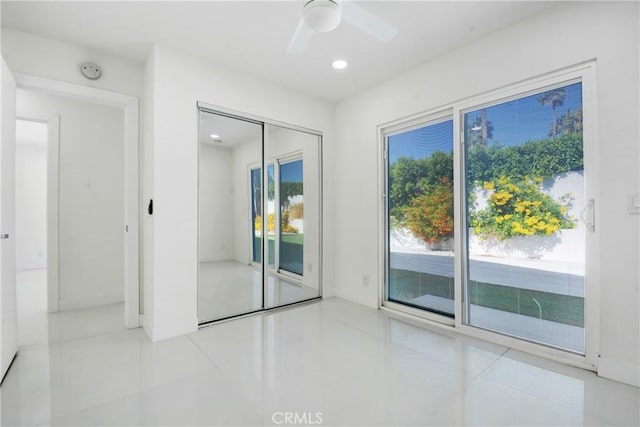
2,279,638,426
198,261,320,322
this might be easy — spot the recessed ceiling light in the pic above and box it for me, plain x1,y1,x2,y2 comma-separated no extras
332,59,348,70
210,134,220,139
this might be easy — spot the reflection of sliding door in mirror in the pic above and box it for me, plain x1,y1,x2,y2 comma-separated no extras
280,158,304,275
265,125,321,308
198,111,263,322
250,167,262,264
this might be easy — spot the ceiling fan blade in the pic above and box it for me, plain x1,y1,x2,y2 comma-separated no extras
287,18,315,54
341,1,398,42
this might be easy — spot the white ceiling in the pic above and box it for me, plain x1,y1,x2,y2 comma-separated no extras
1,1,557,103
199,110,262,147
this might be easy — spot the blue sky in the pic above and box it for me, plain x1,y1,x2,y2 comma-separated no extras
388,82,582,164
468,82,582,147
279,159,303,183
388,120,453,164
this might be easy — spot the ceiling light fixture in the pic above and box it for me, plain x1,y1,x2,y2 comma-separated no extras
303,0,341,32
210,134,220,138
332,59,348,70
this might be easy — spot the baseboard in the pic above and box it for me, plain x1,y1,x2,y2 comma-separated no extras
598,357,640,387
58,295,124,311
147,316,198,342
333,289,378,309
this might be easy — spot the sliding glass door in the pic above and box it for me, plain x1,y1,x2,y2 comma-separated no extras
386,117,455,317
250,167,262,264
463,81,586,353
383,68,595,357
279,158,304,276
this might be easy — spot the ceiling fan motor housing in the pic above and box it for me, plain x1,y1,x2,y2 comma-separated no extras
303,0,341,32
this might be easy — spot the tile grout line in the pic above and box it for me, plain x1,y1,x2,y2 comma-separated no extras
17,325,132,352
33,333,227,426
469,346,511,384
186,332,226,374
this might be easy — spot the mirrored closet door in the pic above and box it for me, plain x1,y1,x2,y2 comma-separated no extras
198,111,264,323
198,108,322,324
264,124,321,309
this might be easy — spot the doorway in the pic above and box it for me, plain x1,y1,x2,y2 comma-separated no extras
14,118,52,346
13,73,140,335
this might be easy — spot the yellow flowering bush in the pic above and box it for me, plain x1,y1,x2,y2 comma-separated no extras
254,212,298,234
471,176,575,240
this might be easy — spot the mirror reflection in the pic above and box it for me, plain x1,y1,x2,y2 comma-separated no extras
198,110,321,323
264,125,321,308
198,111,263,322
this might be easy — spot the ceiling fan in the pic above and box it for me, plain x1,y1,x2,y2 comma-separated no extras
287,0,399,54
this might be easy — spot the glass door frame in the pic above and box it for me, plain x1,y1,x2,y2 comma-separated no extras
379,62,600,370
381,109,457,327
197,102,323,325
267,152,305,281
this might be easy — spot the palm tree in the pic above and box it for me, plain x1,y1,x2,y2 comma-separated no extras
556,107,583,136
537,88,566,137
468,109,493,147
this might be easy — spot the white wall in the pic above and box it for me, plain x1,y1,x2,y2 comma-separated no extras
333,2,639,386
145,45,334,341
17,89,125,310
15,119,47,270
231,136,261,265
1,29,144,98
199,143,234,262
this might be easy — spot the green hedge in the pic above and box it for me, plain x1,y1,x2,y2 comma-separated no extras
466,134,583,183
389,134,583,218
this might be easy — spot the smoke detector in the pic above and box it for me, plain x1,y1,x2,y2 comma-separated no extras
80,62,102,80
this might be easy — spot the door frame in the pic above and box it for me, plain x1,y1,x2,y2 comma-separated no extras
15,115,60,314
15,73,141,329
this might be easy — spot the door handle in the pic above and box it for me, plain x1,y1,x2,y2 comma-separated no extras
0,234,9,239
580,199,595,232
